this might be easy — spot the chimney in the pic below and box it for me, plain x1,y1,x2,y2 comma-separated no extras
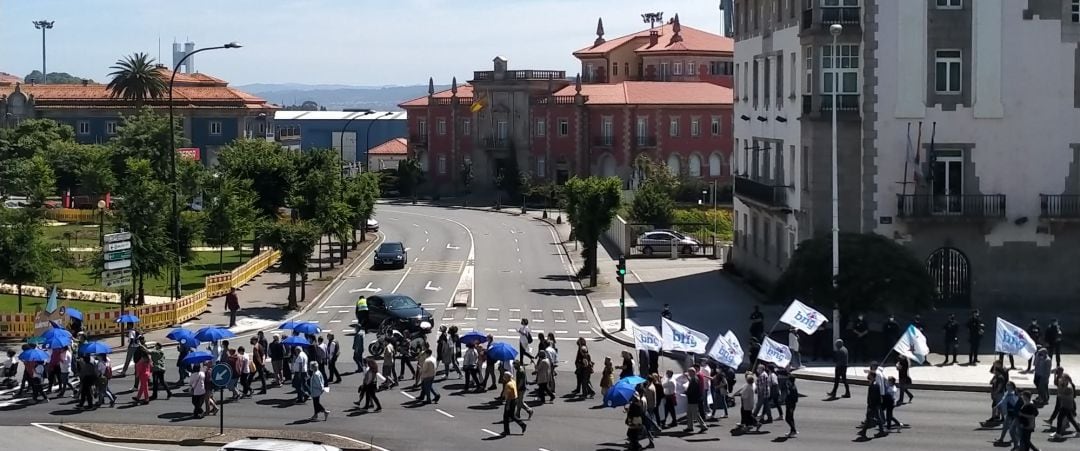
649,30,659,47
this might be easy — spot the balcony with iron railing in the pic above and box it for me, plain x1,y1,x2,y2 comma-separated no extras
1040,194,1080,220
472,70,567,82
593,135,614,147
410,134,428,147
802,7,861,30
633,135,657,148
802,94,860,117
896,194,1007,220
482,136,510,150
734,175,789,209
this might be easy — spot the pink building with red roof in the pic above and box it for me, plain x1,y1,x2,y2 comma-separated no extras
400,14,734,195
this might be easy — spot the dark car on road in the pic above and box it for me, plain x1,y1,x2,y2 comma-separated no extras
373,241,407,268
363,294,433,333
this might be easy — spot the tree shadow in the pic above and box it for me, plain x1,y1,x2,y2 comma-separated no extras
256,398,296,409
48,408,84,416
530,288,590,297
157,411,197,422
539,275,576,282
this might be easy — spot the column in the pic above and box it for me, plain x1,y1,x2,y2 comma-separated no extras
973,0,1004,118
894,0,927,118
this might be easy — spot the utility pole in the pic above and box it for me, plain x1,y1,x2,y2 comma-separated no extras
32,20,54,85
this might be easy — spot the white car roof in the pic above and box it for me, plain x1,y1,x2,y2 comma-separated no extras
219,439,341,451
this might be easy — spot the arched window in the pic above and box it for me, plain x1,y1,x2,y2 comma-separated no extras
666,154,680,176
688,154,702,177
709,152,723,177
599,154,617,177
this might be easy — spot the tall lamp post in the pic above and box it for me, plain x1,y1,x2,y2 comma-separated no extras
32,20,54,84
829,24,843,343
168,42,241,300
364,112,395,173
339,110,374,201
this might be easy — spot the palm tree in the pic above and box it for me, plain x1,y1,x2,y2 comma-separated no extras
106,52,167,104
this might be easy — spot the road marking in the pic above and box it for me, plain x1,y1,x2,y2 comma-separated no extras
579,330,592,335
446,243,460,250
324,305,351,308
338,309,351,313
404,247,412,252
316,310,328,314
308,320,320,323
426,238,430,243
485,328,498,332
340,329,353,333
30,423,165,451
421,246,426,252
555,330,568,334
480,428,500,437
330,320,342,323
539,448,553,451
464,308,478,320
400,390,416,399
383,208,476,309
516,248,520,252
442,309,456,321
421,303,442,306
425,281,442,291
425,230,429,235
390,267,412,293
435,408,455,418
412,223,420,227
508,308,521,320
350,282,382,293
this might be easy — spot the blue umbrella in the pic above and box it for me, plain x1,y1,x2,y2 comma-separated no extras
26,337,45,345
18,348,49,362
78,341,111,355
292,322,321,336
43,334,73,349
279,320,302,330
41,328,72,340
281,336,310,346
181,350,215,366
116,314,140,324
166,328,196,342
179,337,202,350
194,326,235,342
459,330,488,345
486,342,518,362
65,307,83,321
604,376,647,407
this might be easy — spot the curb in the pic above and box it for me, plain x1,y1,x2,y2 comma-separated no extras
791,367,1061,394
55,423,373,451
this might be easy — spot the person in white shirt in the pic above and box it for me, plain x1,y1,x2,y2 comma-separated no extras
789,328,802,369
56,347,75,398
418,350,441,404
237,347,253,397
190,364,207,418
661,370,678,428
462,342,481,392
738,373,760,431
290,347,309,402
95,354,115,407
517,319,535,364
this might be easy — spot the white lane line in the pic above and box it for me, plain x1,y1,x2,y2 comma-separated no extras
338,309,351,313
330,320,342,323
412,223,420,227
530,309,542,312
552,309,564,312
31,423,164,451
555,330,568,334
316,310,328,314
400,390,416,400
426,238,430,243
480,428,500,437
421,303,443,307
487,308,499,311
579,330,592,335
555,320,567,323
435,408,455,418
425,230,429,235
484,328,498,332
390,267,412,293
516,248,520,252
539,448,553,451
421,246,426,252
340,329,353,333
324,305,351,308
309,320,320,323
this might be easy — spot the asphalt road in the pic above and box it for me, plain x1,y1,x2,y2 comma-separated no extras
2,204,1079,450
0,425,219,451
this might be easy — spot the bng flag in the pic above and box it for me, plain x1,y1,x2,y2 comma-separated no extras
759,337,793,368
634,326,662,352
995,317,1037,361
779,299,828,335
892,324,930,364
708,330,744,369
661,318,709,354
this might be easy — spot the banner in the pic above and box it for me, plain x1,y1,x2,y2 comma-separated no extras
893,324,930,364
633,326,662,352
995,317,1037,361
759,337,792,368
708,330,743,369
778,299,828,335
661,318,708,354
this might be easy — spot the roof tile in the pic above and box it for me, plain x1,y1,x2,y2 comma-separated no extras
553,81,732,105
368,137,408,155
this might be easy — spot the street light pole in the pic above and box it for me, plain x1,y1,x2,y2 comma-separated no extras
364,112,395,173
32,20,54,85
339,110,374,201
168,42,241,301
829,24,843,343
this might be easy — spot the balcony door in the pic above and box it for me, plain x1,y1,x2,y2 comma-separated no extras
931,150,962,214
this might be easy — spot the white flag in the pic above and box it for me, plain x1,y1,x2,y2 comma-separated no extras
708,330,743,369
892,324,930,364
633,326,662,352
661,318,709,354
724,330,742,357
778,299,828,335
759,337,792,368
995,317,1037,361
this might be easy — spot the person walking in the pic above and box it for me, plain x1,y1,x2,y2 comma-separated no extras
644,374,661,431
267,334,285,386
462,342,481,392
943,314,960,365
517,319,535,364
1050,374,1079,440
354,295,369,330
574,345,596,398
190,363,206,418
225,288,240,328
883,376,906,431
360,358,382,411
784,374,799,437
1017,391,1041,451
177,340,191,386
513,361,534,420
857,372,887,438
480,339,498,391
684,368,708,433
749,306,765,343
75,355,98,409
500,371,528,436
396,336,416,385
381,339,397,388
437,327,461,380
753,366,773,424
534,350,555,403
237,346,253,397
1033,349,1051,405
249,338,268,394
966,310,985,365
852,315,869,363
95,353,115,407
827,339,850,398
618,351,635,380
417,350,441,404
1046,319,1063,368
291,346,310,403
601,357,616,399
203,362,218,415
144,342,172,400
896,356,914,405
1045,368,1072,427
133,354,151,404
351,326,365,374
995,381,1021,445
737,372,759,432
326,333,342,384
710,364,729,419
788,328,802,369
55,346,75,398
308,362,329,421
119,326,140,376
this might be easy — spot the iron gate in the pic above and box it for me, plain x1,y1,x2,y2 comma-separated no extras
926,247,970,306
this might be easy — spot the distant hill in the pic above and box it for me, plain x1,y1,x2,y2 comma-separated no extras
24,70,93,84
237,83,450,111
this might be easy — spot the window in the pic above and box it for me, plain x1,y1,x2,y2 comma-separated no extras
930,149,963,214
734,65,740,99
496,121,508,140
437,154,447,175
209,121,222,135
776,53,784,106
775,223,783,266
804,46,813,94
790,52,797,97
752,60,759,106
776,0,783,20
709,153,723,177
822,44,860,95
790,0,796,18
612,62,618,76
558,119,569,136
462,118,471,135
660,62,670,81
625,62,630,77
77,121,90,135
763,57,772,108
821,0,858,6
788,231,796,263
436,118,447,135
689,154,702,177
742,213,749,249
763,219,771,263
105,121,117,135
418,119,427,136
788,145,796,187
673,62,683,75
935,50,962,94
669,117,680,137
734,138,740,173
1073,0,1079,22
536,119,546,137
691,119,700,137
801,146,810,191
935,0,961,9
666,154,680,176
636,117,648,144
537,156,546,177
711,116,721,135
601,117,613,144
586,63,595,82
751,214,759,255
688,62,697,77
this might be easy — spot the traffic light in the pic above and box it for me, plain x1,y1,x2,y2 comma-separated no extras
616,255,626,284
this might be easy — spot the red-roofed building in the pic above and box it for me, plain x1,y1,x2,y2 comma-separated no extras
368,137,409,171
399,14,733,195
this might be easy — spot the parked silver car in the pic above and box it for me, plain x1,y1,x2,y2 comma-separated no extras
636,230,701,256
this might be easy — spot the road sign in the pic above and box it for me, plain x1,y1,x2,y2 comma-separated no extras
104,250,132,262
104,241,132,252
212,362,233,388
104,259,131,271
103,232,132,243
104,277,133,288
102,268,132,280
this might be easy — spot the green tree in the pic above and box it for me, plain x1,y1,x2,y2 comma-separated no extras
264,221,320,310
109,107,186,180
77,145,117,198
396,158,424,199
106,52,167,105
632,154,679,196
772,233,935,319
115,158,172,305
0,118,75,161
203,176,258,272
217,139,297,220
345,172,380,244
630,182,675,227
0,209,57,311
292,149,348,269
24,70,92,85
563,176,623,287
0,155,56,206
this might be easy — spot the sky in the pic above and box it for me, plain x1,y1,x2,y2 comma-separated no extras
0,0,725,87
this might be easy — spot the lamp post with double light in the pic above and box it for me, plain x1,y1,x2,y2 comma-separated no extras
829,23,842,343
32,20,54,84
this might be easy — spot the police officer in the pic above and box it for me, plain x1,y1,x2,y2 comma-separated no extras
749,306,765,343
1045,319,1063,368
852,315,869,363
943,314,959,365
1025,319,1041,373
661,304,672,321
883,315,900,349
912,314,925,332
355,296,369,332
966,310,985,365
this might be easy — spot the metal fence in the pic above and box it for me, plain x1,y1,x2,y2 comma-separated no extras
626,222,717,258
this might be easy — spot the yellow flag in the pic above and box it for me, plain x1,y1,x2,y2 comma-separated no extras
470,95,486,113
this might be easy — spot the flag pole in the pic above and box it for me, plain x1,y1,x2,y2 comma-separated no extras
900,122,912,197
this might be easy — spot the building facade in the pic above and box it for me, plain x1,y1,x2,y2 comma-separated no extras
400,15,735,195
732,0,1080,311
0,71,275,167
272,111,407,165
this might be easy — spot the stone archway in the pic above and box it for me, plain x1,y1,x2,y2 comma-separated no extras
926,247,971,307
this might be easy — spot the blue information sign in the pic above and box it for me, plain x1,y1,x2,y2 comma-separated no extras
211,362,233,388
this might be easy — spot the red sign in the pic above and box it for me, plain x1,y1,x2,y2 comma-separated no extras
178,147,201,161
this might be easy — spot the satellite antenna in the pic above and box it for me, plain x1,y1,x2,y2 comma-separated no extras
641,12,664,29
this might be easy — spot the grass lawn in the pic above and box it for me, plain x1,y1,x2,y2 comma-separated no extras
47,250,249,296
43,223,107,247
0,294,118,313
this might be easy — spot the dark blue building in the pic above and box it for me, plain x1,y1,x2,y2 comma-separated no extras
273,111,407,169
